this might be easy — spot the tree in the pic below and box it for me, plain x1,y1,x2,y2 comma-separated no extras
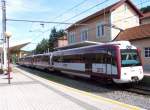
35,38,49,54
34,27,66,53
57,29,66,38
49,27,66,50
140,6,150,13
49,27,58,50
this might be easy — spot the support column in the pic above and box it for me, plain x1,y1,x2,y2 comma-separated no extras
1,0,7,72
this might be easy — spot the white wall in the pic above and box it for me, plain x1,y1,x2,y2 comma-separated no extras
111,3,140,40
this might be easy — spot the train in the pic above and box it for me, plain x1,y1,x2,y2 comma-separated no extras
18,41,144,84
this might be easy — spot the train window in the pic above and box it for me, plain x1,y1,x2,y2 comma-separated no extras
95,54,101,63
53,56,59,62
63,55,69,63
62,55,83,63
58,56,63,62
88,54,93,63
89,53,104,63
112,57,116,66
96,53,105,63
42,56,49,62
106,56,112,64
121,49,141,67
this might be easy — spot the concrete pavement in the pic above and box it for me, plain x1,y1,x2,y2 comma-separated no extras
0,67,145,110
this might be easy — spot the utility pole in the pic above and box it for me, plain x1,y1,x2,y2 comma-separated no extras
1,0,7,73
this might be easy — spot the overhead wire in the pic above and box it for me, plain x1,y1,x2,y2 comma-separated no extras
27,0,150,40
29,0,109,44
5,0,150,48
42,0,111,33
6,19,88,25
55,0,110,27
51,0,88,20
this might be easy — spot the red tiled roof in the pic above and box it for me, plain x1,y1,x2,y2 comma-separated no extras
141,12,150,19
66,0,143,30
114,24,150,41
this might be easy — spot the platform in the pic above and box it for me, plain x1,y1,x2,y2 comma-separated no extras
0,67,145,110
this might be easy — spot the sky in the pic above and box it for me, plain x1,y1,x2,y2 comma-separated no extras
0,0,149,51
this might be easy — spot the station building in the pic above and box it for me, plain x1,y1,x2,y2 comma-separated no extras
66,0,143,44
53,36,68,48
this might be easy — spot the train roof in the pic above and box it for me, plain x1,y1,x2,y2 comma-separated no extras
20,52,52,59
54,41,103,50
53,41,135,54
33,52,51,57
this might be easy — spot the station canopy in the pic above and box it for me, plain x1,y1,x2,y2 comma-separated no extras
0,42,30,53
10,42,30,52
55,41,103,50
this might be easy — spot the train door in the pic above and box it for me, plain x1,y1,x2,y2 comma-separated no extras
85,54,92,75
49,54,52,66
100,54,107,75
106,49,118,78
106,54,112,76
49,53,54,71
92,53,106,76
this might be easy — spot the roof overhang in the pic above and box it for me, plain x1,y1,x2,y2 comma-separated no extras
113,24,150,41
54,41,103,50
10,42,30,52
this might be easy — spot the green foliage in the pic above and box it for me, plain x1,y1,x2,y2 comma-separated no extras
35,38,49,54
140,6,150,13
49,27,66,50
34,27,66,54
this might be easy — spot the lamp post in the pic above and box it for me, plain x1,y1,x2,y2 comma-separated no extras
4,32,12,84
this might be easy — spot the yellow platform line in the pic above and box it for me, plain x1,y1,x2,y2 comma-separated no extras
48,80,142,110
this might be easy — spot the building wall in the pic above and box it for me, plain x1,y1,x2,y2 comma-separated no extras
131,39,150,66
111,3,140,40
141,18,150,25
67,2,141,44
58,39,68,47
68,13,111,44
54,38,68,48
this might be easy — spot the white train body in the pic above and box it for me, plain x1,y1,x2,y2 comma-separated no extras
18,41,144,84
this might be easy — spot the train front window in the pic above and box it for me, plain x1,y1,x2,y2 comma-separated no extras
121,49,141,67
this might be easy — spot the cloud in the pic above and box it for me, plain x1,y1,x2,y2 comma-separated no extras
6,0,52,17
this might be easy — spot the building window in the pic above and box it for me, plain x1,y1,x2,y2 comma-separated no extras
145,47,150,57
96,23,104,38
69,32,75,43
80,29,88,41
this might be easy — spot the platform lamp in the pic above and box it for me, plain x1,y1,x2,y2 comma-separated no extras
4,32,12,84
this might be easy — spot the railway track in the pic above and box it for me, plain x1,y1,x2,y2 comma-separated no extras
19,65,150,96
125,86,150,95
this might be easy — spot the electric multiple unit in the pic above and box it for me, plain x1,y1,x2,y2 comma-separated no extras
18,41,144,83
